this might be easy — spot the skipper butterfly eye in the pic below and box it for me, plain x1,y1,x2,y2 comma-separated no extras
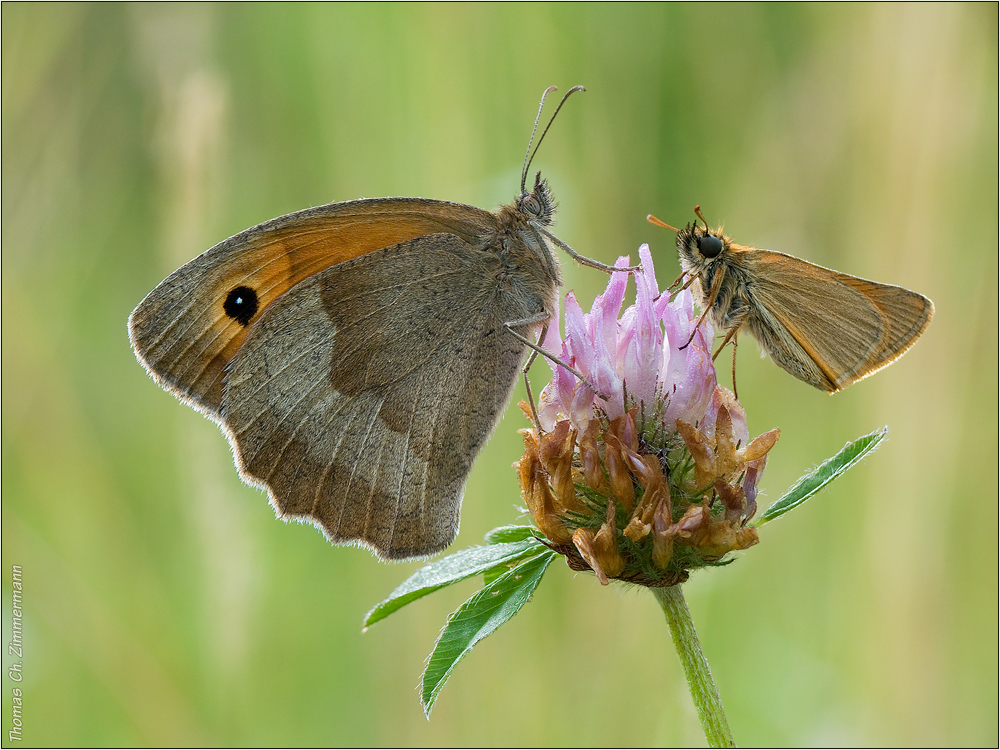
223,285,259,326
697,234,724,259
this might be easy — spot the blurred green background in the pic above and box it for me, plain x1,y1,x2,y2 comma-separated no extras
2,3,996,747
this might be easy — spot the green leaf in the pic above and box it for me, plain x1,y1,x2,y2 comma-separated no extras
362,539,544,628
483,524,539,544
758,426,888,526
483,566,505,586
482,527,543,584
421,550,556,716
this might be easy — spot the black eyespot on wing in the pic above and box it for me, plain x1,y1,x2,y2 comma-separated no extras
698,234,724,259
224,285,259,326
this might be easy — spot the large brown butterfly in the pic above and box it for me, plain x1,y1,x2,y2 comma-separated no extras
129,86,606,560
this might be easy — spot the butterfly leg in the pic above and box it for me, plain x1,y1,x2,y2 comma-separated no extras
732,332,739,399
519,323,547,433
711,325,741,399
657,271,700,306
680,266,725,350
503,315,606,432
507,314,550,433
504,315,602,395
538,227,641,274
668,272,701,302
667,269,696,294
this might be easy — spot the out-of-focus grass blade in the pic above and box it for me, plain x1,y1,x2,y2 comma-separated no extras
758,426,889,526
362,539,545,628
420,550,556,716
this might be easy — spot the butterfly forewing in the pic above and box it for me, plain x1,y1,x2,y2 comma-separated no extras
744,250,933,391
128,199,498,416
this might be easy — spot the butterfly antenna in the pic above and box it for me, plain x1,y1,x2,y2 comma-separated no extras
694,205,710,232
521,87,557,193
647,214,680,232
521,85,586,193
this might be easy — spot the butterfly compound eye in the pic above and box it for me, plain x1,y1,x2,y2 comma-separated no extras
518,174,555,224
520,193,541,216
697,234,724,259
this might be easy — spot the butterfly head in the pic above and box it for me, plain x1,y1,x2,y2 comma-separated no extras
517,171,556,227
675,207,731,276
